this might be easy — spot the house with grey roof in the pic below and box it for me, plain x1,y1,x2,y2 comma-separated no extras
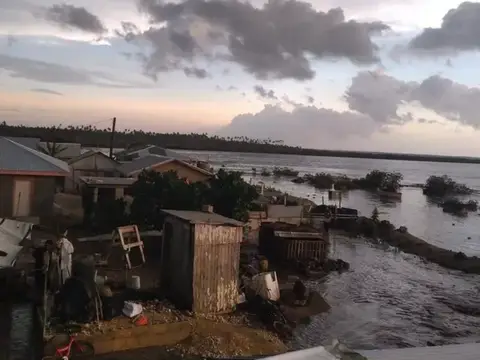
115,145,192,162
118,155,213,183
66,150,122,192
0,137,70,224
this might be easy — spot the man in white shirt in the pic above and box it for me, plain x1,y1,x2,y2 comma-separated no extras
57,231,74,285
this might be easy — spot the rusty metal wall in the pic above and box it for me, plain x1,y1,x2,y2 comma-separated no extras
192,224,242,313
284,239,328,262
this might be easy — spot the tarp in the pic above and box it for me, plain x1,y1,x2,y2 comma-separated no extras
0,218,33,268
0,241,23,268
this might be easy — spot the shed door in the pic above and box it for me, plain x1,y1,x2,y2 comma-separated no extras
13,179,32,217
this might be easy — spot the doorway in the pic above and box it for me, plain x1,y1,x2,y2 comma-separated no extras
13,179,32,217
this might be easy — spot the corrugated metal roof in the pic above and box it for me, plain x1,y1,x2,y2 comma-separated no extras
79,176,136,186
6,137,41,150
273,231,323,239
118,155,213,177
0,137,70,175
118,155,171,175
162,209,244,226
118,145,192,161
68,150,119,165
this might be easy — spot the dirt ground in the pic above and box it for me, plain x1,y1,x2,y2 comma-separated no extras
47,299,287,358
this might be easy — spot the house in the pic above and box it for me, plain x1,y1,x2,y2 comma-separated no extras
115,145,192,162
79,176,136,204
37,141,82,161
66,151,122,192
0,137,70,224
118,155,213,183
161,207,244,313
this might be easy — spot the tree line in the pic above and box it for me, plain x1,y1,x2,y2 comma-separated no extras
2,122,480,164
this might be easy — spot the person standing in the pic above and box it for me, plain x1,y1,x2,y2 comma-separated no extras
57,232,74,285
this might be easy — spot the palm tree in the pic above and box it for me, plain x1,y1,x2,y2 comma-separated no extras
37,141,68,157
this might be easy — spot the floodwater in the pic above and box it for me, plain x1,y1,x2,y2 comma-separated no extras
179,150,480,349
7,151,480,356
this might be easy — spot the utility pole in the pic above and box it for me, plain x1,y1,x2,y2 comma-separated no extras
109,117,116,159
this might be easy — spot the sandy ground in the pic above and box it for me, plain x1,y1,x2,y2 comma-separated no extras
46,299,287,358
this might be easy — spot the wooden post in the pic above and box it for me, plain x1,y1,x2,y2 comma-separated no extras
42,257,49,339
109,117,117,159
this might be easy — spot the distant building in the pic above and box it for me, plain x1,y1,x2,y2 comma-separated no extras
115,145,192,162
161,208,244,313
37,141,82,161
0,137,69,224
66,151,122,192
118,155,213,183
79,176,136,204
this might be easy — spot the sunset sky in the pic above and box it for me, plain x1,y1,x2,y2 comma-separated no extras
1,0,480,155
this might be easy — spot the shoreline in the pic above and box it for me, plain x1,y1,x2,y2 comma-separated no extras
332,217,480,274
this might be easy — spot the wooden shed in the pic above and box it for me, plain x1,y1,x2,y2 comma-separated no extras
161,208,244,314
259,222,329,264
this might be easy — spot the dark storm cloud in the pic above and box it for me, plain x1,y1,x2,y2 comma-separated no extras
254,85,277,100
410,2,480,52
45,4,106,34
129,0,389,81
183,66,208,78
30,88,63,96
345,70,480,128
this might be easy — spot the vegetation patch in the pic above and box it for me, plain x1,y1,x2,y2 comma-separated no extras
441,199,478,216
272,167,299,177
423,175,473,197
294,170,403,192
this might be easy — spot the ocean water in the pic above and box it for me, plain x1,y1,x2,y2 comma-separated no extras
177,150,480,349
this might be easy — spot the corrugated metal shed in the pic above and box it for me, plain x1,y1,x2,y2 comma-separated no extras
162,210,243,313
0,137,70,175
162,209,244,226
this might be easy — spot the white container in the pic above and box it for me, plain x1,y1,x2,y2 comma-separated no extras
251,271,280,301
130,275,141,290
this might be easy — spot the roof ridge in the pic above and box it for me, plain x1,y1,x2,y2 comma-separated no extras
1,137,69,173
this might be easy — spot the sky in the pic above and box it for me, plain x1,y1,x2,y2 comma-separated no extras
1,0,480,155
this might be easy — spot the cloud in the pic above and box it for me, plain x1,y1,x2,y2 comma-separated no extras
45,4,106,35
30,88,63,96
345,70,480,128
183,66,209,78
126,0,389,81
409,2,480,53
0,54,148,88
218,104,376,147
254,85,277,100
